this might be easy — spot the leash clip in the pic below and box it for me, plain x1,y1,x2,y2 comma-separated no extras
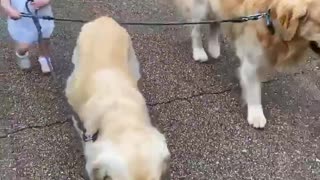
265,9,275,35
82,131,99,142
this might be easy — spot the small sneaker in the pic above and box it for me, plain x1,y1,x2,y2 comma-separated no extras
16,52,31,70
38,56,53,74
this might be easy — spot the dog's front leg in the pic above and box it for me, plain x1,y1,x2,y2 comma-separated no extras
238,56,267,128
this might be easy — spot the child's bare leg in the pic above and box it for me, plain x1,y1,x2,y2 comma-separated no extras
16,43,30,56
15,42,31,70
39,38,51,57
38,38,53,73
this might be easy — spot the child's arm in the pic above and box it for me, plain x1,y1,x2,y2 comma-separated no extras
0,0,11,10
31,0,51,9
0,0,20,19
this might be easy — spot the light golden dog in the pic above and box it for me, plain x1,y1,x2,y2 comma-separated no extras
175,0,320,128
65,17,170,180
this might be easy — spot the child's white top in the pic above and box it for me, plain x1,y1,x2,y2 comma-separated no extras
8,0,55,44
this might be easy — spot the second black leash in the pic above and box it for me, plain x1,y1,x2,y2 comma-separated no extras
21,0,275,88
20,9,275,34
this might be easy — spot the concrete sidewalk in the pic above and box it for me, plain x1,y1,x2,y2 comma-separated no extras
0,0,319,179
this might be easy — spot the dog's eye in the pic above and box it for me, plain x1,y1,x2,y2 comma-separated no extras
103,175,111,180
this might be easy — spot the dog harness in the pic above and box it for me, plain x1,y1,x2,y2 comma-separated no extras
73,111,100,142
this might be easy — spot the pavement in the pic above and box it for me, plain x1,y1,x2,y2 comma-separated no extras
0,0,320,179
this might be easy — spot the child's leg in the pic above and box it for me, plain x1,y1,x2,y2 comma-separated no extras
16,43,30,56
38,38,53,73
15,42,31,70
37,7,55,74
39,38,51,58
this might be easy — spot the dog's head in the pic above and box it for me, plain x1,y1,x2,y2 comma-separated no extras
84,128,170,180
274,0,320,46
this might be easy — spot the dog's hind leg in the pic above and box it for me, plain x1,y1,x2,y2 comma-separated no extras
190,0,209,62
208,23,220,59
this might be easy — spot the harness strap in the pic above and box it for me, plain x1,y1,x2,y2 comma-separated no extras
25,0,57,80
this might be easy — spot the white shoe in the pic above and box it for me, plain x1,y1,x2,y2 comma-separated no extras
16,52,31,70
38,57,53,73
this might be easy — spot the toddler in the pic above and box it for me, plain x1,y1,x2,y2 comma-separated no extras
1,0,55,73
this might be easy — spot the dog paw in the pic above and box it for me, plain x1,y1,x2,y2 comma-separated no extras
247,105,267,128
193,48,208,62
208,41,220,59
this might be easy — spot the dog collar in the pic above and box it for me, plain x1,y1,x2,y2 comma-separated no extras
265,9,319,53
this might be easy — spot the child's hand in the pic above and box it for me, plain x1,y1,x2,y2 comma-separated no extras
7,8,21,20
31,0,50,9
1,0,20,19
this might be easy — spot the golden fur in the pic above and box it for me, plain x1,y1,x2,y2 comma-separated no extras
176,0,320,68
174,0,320,128
65,17,170,180
212,0,320,68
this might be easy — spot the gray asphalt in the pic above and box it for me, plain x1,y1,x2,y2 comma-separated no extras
1,0,320,179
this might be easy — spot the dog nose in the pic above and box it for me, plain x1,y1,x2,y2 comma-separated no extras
310,41,320,55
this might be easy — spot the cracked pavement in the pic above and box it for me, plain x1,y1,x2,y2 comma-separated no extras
1,0,320,179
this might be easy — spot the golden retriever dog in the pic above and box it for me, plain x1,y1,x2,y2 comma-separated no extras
175,0,320,128
65,17,170,180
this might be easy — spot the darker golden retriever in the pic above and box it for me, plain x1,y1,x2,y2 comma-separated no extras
175,0,320,128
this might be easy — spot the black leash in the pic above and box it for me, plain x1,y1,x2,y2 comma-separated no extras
21,1,276,143
21,9,275,34
25,0,99,142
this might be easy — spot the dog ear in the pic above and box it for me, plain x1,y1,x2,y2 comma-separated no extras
275,2,308,41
